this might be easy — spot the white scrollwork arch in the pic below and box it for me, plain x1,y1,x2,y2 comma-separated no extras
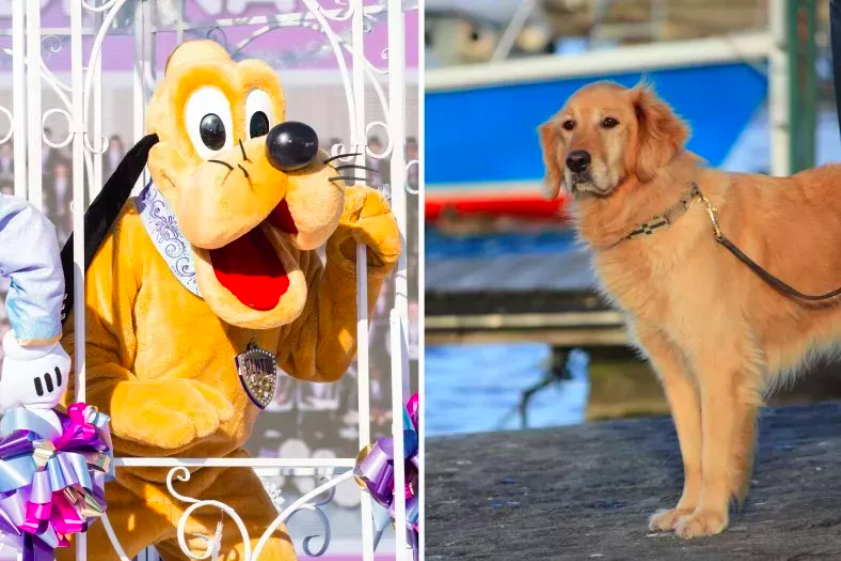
312,0,354,21
168,467,254,561
365,121,393,160
41,108,74,148
81,0,124,12
0,106,14,145
156,466,355,561
404,159,419,195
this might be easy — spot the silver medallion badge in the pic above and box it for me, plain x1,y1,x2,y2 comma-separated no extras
235,342,278,410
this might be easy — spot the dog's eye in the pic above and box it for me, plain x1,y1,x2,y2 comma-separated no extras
602,117,619,128
246,89,275,140
185,86,233,159
562,120,575,131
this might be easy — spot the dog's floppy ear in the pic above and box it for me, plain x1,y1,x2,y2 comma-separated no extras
539,120,563,199
631,83,689,182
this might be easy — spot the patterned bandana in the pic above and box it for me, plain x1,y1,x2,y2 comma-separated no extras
135,183,202,298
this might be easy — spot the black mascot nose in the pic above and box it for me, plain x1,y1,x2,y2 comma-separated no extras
266,121,320,172
566,150,591,173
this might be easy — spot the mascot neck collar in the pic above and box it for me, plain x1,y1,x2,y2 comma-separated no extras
136,182,203,299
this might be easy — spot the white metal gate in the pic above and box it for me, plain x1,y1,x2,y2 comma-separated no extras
3,1,415,559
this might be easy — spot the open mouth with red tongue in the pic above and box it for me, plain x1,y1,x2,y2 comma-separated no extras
209,200,298,311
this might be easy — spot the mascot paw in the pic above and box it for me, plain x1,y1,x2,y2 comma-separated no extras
0,331,71,412
329,185,401,270
111,379,235,449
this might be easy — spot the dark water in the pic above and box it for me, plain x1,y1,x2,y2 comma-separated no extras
425,226,579,260
426,344,590,436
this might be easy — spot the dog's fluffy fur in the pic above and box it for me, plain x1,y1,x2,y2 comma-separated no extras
539,81,841,538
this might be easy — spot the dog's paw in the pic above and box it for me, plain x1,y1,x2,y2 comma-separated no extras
648,508,693,532
674,510,728,539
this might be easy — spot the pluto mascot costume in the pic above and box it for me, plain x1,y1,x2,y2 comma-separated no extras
59,40,400,561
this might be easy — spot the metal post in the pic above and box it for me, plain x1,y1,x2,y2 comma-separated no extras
93,7,104,199
416,3,426,556
769,0,791,177
352,0,375,557
491,0,537,62
133,0,147,145
11,0,25,200
390,310,408,560
71,21,86,561
25,2,41,209
388,0,409,387
787,0,802,172
802,0,817,170
387,1,410,558
786,0,817,174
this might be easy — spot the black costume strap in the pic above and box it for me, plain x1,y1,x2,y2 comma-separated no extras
60,133,159,321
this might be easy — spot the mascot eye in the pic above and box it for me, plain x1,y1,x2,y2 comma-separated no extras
250,112,269,138
184,86,233,159
200,114,226,150
246,89,275,140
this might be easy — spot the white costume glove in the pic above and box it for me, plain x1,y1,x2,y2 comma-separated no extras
0,330,70,412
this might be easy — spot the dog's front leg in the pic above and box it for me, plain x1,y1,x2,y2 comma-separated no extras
634,327,702,532
673,340,748,539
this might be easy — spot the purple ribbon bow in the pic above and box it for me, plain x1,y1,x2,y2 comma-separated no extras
354,394,420,560
0,404,113,561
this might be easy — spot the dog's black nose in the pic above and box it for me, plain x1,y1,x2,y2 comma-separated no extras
266,121,319,172
566,150,591,173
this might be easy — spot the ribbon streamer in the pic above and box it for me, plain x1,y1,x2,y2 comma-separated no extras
354,394,420,561
0,404,113,561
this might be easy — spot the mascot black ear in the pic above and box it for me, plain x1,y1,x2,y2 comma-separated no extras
60,133,159,321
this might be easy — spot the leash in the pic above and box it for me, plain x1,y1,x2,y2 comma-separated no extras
697,186,841,301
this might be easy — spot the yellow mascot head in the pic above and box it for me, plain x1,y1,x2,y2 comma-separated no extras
144,40,344,330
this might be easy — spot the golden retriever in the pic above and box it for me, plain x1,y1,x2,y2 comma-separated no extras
539,81,841,538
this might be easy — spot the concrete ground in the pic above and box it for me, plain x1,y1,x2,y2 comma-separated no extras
427,401,841,560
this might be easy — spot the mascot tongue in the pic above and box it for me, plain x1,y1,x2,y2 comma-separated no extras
210,229,289,310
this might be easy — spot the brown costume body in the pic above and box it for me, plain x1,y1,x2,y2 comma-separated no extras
540,82,841,538
59,41,400,560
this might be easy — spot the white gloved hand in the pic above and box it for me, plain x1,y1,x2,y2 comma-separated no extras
0,330,70,412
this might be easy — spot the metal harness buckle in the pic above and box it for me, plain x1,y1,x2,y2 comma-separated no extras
696,192,724,241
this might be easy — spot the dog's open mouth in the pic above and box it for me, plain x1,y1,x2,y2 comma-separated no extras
209,199,298,311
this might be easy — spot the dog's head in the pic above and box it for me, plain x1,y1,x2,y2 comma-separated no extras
145,40,345,329
538,81,689,198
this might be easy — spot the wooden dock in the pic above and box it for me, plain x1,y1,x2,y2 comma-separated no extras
427,401,841,560
426,243,629,347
